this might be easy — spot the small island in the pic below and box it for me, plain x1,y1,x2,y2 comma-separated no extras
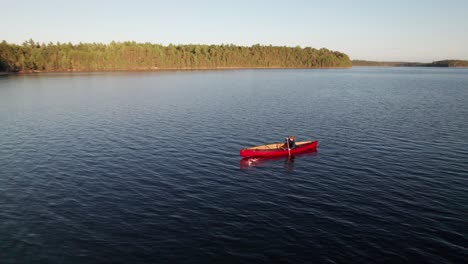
0,40,352,73
352,59,468,67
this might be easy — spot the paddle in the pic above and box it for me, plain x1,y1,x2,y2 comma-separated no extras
287,137,291,156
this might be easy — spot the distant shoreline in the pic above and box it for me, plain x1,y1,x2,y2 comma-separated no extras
4,66,351,75
352,59,468,68
3,63,467,76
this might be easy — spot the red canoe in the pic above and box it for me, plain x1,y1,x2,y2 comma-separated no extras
240,140,318,158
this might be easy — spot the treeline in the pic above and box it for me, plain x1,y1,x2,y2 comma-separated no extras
352,60,403,67
396,60,468,67
0,40,351,72
352,59,468,67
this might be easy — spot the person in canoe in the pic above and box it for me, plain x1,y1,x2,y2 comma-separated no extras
283,135,296,149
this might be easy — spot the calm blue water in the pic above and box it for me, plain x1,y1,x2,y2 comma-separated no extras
0,68,467,263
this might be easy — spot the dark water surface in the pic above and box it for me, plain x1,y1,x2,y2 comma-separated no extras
1,68,467,263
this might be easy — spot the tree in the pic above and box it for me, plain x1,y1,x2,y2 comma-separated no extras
0,40,352,72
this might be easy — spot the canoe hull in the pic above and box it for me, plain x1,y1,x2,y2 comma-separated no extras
240,140,318,158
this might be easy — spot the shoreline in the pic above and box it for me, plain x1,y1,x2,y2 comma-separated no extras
4,65,467,75
352,59,468,68
12,66,351,74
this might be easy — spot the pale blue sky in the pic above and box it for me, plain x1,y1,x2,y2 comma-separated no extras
3,0,468,62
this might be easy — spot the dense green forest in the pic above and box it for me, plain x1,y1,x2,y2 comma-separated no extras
0,40,351,72
352,59,468,67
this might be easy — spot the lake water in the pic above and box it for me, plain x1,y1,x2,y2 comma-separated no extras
0,68,467,263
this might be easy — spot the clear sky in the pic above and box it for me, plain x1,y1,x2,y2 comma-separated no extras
3,0,468,62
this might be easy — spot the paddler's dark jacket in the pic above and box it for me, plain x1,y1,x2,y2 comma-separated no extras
285,138,296,148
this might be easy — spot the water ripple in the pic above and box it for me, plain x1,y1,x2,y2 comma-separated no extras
1,69,468,263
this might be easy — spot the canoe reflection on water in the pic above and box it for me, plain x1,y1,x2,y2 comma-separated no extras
240,149,318,170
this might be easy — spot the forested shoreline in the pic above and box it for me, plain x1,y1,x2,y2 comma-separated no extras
352,60,468,67
0,40,351,72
